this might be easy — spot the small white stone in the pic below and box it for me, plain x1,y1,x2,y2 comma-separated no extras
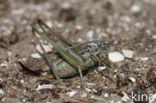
131,5,141,13
0,61,7,67
46,21,53,27
98,32,108,38
22,99,26,102
152,93,156,100
110,100,115,103
122,49,134,58
135,22,145,28
86,83,96,86
7,51,12,56
96,28,101,33
108,52,125,62
20,80,24,83
104,93,109,97
153,93,156,99
92,89,97,93
98,66,106,71
152,35,156,39
86,30,94,39
75,25,82,30
61,2,71,8
129,77,136,83
36,44,52,54
31,53,41,59
139,57,149,61
57,23,63,28
0,89,4,94
85,88,92,93
122,16,131,23
116,101,122,103
81,93,88,98
67,91,77,97
77,86,81,88
22,58,27,61
36,84,54,91
77,38,82,42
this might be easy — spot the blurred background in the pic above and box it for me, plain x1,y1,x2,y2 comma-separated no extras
0,0,156,58
0,0,156,103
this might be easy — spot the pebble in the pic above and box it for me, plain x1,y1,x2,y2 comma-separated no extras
36,84,54,91
129,77,136,83
0,89,4,95
20,80,24,84
92,89,97,93
36,44,52,54
81,93,88,98
67,90,78,97
110,100,115,103
104,93,109,98
86,83,96,86
86,30,94,39
122,16,131,23
57,23,63,28
61,2,71,9
77,85,81,88
122,49,134,58
116,101,122,103
75,25,82,30
152,35,156,39
20,58,27,61
31,53,41,59
85,88,92,93
0,61,7,67
98,66,106,71
131,4,141,13
7,51,12,57
108,52,125,62
77,38,83,42
139,57,149,61
46,21,53,27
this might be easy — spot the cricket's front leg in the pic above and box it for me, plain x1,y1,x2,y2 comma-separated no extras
37,19,75,47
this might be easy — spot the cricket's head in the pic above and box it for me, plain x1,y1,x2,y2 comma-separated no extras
81,40,110,67
96,40,110,67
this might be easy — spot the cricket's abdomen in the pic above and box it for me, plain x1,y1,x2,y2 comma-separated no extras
52,59,78,78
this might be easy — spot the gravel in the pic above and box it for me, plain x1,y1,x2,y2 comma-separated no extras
0,0,155,103
122,49,134,58
108,52,125,62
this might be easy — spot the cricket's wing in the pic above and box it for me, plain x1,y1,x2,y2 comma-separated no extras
67,40,100,56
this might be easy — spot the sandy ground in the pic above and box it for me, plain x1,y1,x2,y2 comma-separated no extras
0,0,156,103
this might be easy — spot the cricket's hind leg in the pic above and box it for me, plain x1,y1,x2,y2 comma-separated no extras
32,28,60,81
37,19,75,48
